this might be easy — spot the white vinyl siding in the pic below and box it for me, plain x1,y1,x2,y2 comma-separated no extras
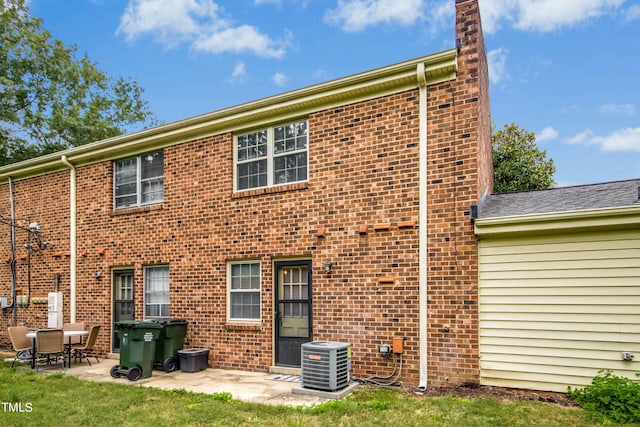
478,229,640,392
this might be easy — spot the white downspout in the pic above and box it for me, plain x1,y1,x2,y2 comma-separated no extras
8,177,17,325
416,63,429,391
61,155,77,322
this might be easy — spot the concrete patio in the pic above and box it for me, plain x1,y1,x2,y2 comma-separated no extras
58,357,357,407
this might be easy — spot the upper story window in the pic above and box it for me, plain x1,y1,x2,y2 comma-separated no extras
114,151,164,209
235,120,308,191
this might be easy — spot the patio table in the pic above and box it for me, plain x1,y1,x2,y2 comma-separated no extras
27,330,89,369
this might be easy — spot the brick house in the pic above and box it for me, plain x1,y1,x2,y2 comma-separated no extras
0,0,491,388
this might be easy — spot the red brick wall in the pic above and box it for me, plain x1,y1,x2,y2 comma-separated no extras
68,91,423,376
0,0,489,387
420,0,489,385
0,173,71,333
456,0,494,199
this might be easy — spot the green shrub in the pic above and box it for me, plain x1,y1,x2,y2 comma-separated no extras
211,391,233,402
567,370,640,423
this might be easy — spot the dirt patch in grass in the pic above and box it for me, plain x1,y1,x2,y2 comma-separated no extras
410,383,575,407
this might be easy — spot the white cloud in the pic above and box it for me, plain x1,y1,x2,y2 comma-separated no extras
193,26,291,58
624,4,640,21
272,72,289,86
599,103,636,115
229,61,247,83
477,0,517,34
561,104,580,114
313,69,331,80
565,129,595,145
479,0,626,33
231,62,246,77
324,0,425,32
487,47,508,84
537,127,558,142
425,0,454,37
117,0,290,58
565,127,640,152
117,0,221,46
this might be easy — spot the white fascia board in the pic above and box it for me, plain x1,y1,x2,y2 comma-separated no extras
474,206,640,237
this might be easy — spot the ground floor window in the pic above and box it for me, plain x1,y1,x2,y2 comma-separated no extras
228,261,261,322
144,265,169,318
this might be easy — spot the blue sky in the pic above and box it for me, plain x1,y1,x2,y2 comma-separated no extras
26,0,640,187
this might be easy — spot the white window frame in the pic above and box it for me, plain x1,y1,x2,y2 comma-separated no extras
227,261,262,323
114,151,164,209
143,265,169,319
234,120,308,192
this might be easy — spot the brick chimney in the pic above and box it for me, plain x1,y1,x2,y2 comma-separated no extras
423,0,491,387
456,0,493,199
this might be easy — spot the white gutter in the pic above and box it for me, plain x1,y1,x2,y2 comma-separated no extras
475,205,640,237
416,63,429,391
60,155,77,322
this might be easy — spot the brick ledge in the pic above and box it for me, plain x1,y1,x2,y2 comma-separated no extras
110,204,164,216
232,182,309,199
224,323,262,332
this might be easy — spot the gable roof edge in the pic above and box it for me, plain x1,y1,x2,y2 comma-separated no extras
474,205,640,238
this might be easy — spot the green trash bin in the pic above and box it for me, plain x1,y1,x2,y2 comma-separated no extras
153,319,188,372
110,321,163,381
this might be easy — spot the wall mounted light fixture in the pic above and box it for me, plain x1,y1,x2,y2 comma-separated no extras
324,261,333,274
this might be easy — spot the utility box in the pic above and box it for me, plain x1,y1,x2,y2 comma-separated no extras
392,337,404,354
301,341,351,391
47,292,63,328
177,348,210,373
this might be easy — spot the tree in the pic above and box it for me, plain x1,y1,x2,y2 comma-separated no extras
0,0,156,166
492,123,556,193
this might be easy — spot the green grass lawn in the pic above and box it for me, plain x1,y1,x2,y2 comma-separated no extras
0,367,632,427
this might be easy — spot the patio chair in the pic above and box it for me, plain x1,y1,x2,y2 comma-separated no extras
35,329,65,371
7,326,32,368
71,325,100,366
63,322,86,345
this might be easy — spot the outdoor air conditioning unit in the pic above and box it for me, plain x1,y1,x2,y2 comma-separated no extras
301,341,351,391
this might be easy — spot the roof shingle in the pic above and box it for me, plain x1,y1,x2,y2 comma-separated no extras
478,179,640,219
